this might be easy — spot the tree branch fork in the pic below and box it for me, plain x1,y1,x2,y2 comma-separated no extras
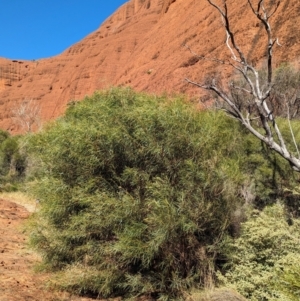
186,0,300,171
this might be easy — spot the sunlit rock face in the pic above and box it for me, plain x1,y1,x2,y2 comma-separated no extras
0,0,299,133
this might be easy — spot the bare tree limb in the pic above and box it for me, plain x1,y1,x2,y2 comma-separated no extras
186,0,300,172
12,98,41,133
285,96,300,159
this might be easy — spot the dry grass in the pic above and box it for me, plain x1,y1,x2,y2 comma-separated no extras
0,191,37,212
186,288,247,301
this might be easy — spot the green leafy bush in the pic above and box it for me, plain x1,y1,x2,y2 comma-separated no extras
218,203,300,301
0,129,9,144
0,131,26,189
0,131,15,174
27,88,253,300
243,117,300,217
275,253,300,301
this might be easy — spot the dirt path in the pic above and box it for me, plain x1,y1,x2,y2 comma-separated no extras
0,198,95,301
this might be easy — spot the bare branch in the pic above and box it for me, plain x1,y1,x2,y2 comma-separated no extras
267,1,280,18
208,0,247,65
247,0,280,85
12,98,41,133
285,96,300,159
230,83,252,95
185,0,300,172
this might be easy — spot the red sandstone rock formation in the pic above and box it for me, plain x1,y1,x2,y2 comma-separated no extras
0,0,299,132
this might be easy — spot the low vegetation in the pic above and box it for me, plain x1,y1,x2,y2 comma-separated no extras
1,87,300,300
0,129,26,191
218,204,300,301
26,88,250,299
22,87,299,300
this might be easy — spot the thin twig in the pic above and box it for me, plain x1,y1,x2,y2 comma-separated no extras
286,97,300,159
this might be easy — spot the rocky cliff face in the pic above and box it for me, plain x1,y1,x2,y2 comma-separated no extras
0,0,299,132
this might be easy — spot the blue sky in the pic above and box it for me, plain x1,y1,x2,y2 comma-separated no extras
0,1,128,60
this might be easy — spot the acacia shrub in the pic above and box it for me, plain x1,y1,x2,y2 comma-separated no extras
28,88,262,299
218,204,300,301
0,129,11,175
0,131,26,190
240,116,300,216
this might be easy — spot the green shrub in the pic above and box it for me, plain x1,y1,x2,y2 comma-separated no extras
246,117,300,216
275,253,300,301
0,131,27,185
27,88,252,300
0,135,26,178
218,203,300,301
0,134,16,173
0,129,9,144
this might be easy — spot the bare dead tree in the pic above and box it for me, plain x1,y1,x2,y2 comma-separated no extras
185,0,300,172
12,98,41,133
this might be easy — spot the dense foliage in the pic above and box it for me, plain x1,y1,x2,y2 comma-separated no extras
218,204,300,301
25,88,300,300
0,129,26,190
27,88,256,299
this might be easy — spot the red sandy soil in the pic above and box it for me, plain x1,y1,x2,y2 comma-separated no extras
0,0,299,133
0,198,100,301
